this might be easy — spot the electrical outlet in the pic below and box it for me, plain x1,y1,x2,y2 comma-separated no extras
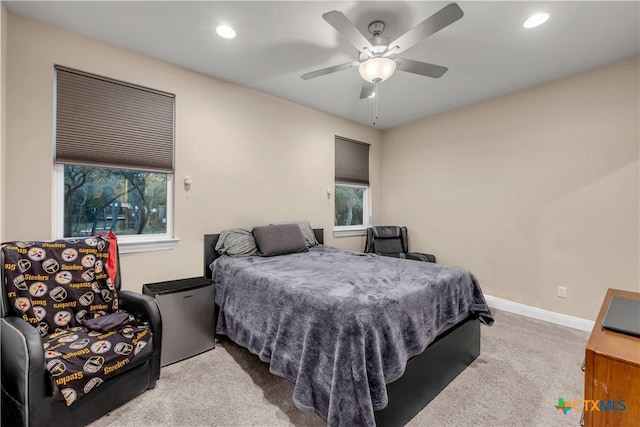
557,286,567,298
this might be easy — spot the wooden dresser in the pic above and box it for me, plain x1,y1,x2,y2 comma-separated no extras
584,288,640,427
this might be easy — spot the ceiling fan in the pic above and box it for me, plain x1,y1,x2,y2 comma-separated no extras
301,3,464,100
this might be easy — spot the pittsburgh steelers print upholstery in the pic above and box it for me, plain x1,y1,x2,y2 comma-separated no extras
2,235,151,406
39,320,150,405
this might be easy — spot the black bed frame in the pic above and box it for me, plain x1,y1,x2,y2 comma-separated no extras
204,229,480,427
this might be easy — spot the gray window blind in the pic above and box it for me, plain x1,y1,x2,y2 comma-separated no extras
335,136,369,185
55,66,175,172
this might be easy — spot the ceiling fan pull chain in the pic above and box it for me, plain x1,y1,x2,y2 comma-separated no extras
373,80,378,125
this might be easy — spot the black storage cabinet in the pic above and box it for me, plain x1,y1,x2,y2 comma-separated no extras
143,277,215,367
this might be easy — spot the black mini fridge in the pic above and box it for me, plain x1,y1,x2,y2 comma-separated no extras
143,277,215,367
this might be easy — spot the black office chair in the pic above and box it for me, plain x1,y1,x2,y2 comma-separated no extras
1,236,162,427
365,226,436,263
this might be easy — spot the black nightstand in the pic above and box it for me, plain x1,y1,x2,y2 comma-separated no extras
143,277,215,367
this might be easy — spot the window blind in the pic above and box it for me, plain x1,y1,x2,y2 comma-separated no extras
335,136,370,185
55,66,175,172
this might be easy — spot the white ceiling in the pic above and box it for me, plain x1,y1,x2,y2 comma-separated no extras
5,1,640,130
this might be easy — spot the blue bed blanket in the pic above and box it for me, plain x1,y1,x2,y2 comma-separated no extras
212,245,493,426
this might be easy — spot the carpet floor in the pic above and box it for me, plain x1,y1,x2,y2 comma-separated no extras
89,309,589,427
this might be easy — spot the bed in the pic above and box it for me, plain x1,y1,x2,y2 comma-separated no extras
204,228,493,426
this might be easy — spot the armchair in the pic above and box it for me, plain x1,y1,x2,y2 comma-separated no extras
0,237,162,427
364,226,436,263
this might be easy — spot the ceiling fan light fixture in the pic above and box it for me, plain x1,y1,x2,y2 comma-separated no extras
359,57,396,83
523,12,549,29
216,25,236,39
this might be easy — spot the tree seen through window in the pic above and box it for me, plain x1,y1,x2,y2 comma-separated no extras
63,165,168,237
334,185,364,227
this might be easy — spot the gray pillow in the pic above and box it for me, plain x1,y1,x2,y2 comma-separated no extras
272,220,318,247
252,224,308,257
215,228,257,257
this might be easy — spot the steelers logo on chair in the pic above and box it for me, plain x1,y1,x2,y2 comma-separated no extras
114,342,134,356
50,286,68,302
90,340,111,354
101,289,114,303
13,275,27,290
75,309,87,323
121,326,135,339
29,282,48,298
46,359,67,376
54,311,73,327
33,306,47,321
83,355,105,374
61,388,77,406
36,322,49,336
17,259,31,272
79,291,94,306
14,297,31,313
42,258,60,274
83,377,103,394
27,247,46,261
55,271,73,285
82,254,96,268
81,269,95,282
61,248,78,262
84,237,99,247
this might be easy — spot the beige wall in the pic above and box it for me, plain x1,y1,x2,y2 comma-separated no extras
4,13,382,291
381,57,640,320
0,4,7,241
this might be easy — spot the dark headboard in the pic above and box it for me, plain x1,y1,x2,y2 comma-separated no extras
204,228,324,279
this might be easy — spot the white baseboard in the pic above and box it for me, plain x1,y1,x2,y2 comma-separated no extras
484,294,595,332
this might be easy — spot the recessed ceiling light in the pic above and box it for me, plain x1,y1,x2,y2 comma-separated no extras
524,12,549,29
216,25,236,39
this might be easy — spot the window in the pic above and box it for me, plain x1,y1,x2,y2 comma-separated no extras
54,66,177,252
59,165,170,236
335,183,368,229
334,137,370,235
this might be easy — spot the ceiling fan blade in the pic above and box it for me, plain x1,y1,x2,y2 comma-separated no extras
359,82,375,99
396,58,448,78
301,62,358,80
389,3,463,54
323,10,374,53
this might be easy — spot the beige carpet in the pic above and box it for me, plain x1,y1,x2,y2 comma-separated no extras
89,309,589,427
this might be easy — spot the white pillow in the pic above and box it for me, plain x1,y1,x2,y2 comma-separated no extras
215,228,257,257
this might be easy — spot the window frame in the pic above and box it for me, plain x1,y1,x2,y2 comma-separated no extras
53,164,178,253
333,182,370,237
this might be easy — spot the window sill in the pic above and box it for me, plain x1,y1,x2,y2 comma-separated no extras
118,237,180,254
333,228,367,237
